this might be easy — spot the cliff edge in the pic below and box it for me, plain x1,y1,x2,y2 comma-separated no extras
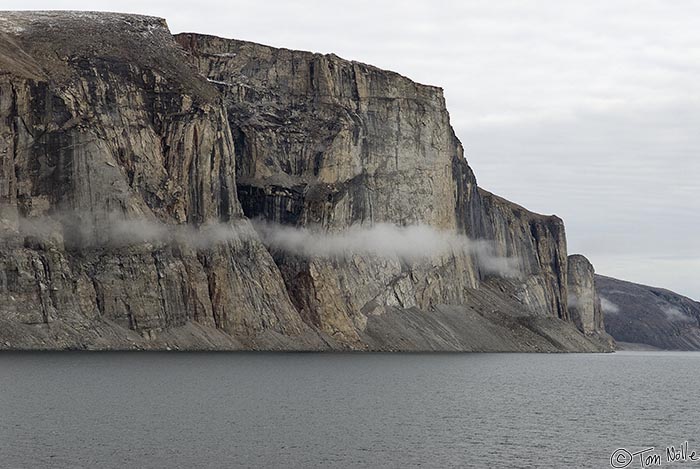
0,12,611,351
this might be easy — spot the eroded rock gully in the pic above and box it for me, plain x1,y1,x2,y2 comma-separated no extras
0,12,612,351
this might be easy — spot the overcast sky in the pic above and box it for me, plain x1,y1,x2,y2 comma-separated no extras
5,1,699,299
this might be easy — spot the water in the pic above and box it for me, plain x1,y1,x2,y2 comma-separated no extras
1,351,699,468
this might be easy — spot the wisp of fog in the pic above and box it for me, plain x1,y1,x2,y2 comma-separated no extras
2,209,522,278
252,220,521,277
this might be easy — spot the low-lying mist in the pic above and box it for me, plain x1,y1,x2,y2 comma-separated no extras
2,209,522,278
599,296,620,314
252,220,522,277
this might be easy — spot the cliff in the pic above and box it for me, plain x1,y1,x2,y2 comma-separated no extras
176,33,577,346
566,255,615,349
0,11,324,350
0,11,610,351
596,275,700,350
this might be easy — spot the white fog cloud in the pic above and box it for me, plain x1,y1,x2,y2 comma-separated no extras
253,220,522,277
4,211,522,278
567,291,594,309
662,305,691,322
11,210,250,249
599,296,620,314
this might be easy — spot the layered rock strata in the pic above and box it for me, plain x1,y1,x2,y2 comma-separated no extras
176,33,574,345
566,254,614,349
0,12,323,350
0,11,611,351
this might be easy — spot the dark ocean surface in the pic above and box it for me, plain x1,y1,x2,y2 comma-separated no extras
1,351,698,468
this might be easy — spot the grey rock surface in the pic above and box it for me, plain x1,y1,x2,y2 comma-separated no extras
566,254,615,349
596,275,700,350
0,12,611,351
176,33,594,349
0,11,325,350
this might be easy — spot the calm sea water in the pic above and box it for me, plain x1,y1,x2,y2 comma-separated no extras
1,351,699,468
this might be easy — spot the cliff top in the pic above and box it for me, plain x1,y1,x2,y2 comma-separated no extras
0,11,217,101
176,32,446,102
568,254,594,265
596,274,700,304
478,187,561,222
0,11,448,106
0,11,169,45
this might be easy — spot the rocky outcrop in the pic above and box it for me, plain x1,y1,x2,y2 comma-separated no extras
176,33,580,346
0,11,325,350
0,11,611,351
596,275,700,350
473,189,569,321
567,255,602,333
566,255,614,349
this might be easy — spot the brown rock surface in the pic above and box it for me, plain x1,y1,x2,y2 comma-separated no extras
566,254,614,350
0,11,323,350
0,12,612,351
176,33,583,346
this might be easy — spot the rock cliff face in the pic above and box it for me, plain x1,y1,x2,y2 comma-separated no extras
176,33,576,346
566,255,614,348
0,11,323,350
596,275,700,350
0,11,610,351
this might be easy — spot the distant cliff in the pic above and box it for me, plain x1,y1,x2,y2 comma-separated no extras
0,11,612,351
596,275,700,350
567,255,615,349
